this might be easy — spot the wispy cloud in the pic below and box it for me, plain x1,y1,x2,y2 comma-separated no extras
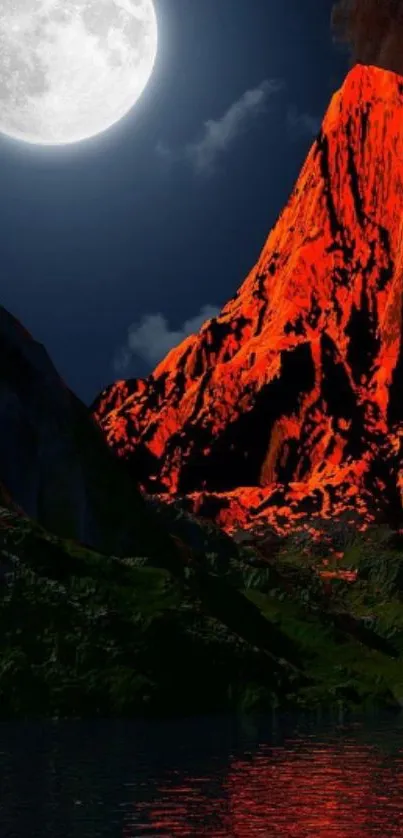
286,106,321,140
157,78,284,176
114,304,220,373
155,140,172,161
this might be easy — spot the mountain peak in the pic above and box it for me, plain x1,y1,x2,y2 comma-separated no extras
94,66,403,533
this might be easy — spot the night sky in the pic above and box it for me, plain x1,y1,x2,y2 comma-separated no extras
0,0,348,405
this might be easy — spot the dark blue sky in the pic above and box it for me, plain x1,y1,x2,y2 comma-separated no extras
0,0,347,404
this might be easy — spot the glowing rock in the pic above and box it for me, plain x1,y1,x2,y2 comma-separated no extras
93,65,403,533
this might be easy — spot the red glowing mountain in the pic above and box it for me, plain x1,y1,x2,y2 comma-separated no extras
93,65,403,534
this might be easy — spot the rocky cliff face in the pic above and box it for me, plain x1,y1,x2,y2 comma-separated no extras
93,65,403,534
0,306,174,557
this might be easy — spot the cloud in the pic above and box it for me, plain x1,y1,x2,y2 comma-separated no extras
185,79,284,174
331,0,403,75
155,140,172,161
156,78,284,175
286,106,321,140
114,304,220,373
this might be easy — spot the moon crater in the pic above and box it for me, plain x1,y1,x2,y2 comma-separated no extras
0,0,158,145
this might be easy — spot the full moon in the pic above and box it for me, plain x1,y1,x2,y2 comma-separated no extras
0,0,158,145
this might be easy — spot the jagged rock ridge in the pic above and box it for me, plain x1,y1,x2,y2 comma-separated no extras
93,65,403,533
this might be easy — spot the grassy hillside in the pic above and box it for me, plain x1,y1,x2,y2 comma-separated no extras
1,504,403,717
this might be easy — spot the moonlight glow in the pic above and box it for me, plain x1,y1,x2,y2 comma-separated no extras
0,0,158,146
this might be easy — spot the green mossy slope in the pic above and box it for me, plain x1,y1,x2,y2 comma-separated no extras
1,507,403,718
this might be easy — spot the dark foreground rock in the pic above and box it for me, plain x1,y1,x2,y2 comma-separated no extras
0,306,174,559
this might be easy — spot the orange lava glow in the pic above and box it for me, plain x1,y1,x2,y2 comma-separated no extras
93,65,403,534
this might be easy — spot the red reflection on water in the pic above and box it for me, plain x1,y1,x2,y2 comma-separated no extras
225,742,403,837
123,736,403,837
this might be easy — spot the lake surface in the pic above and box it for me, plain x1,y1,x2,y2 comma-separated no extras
0,713,403,837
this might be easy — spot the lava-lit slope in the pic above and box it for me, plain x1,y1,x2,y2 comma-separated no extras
94,65,403,532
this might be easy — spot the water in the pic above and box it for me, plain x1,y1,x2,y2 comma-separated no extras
1,714,403,837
